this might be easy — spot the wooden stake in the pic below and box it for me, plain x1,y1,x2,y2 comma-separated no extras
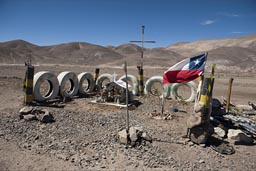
226,78,234,114
161,94,165,118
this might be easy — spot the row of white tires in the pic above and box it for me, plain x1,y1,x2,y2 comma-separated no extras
33,71,95,101
144,76,197,102
33,72,197,102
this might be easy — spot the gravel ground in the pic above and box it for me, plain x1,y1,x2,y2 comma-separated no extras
0,68,256,170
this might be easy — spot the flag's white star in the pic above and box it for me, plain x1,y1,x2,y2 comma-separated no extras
194,59,200,65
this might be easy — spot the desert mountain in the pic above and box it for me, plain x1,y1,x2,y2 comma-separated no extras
166,34,256,56
0,40,123,65
0,34,255,69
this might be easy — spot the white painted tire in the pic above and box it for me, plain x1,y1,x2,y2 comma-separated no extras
58,71,79,98
77,72,95,94
144,76,170,98
33,71,59,101
96,74,114,89
119,74,138,95
170,81,197,102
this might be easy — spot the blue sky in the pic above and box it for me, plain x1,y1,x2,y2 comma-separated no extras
0,0,255,47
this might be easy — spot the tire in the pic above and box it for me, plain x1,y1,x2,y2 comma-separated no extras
57,71,79,98
119,74,138,95
77,72,95,95
33,71,59,101
170,81,197,102
96,74,114,89
144,76,170,98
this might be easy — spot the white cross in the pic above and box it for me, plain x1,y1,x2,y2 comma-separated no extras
113,72,118,82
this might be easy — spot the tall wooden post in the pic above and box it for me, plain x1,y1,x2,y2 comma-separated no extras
94,68,100,84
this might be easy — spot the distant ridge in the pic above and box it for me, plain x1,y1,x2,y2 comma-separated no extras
0,34,256,69
166,34,256,56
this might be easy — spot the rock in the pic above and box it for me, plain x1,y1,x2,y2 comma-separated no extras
141,132,152,143
133,126,143,135
153,116,163,120
199,159,205,164
214,127,226,138
23,114,37,121
227,129,253,144
118,129,128,144
19,106,33,114
19,106,34,119
235,105,253,112
37,109,55,123
188,141,194,146
211,98,222,116
189,123,211,144
0,130,4,136
194,102,204,113
186,114,202,129
129,127,138,146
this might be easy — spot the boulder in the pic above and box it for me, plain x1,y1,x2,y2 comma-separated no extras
129,127,138,146
118,129,128,144
227,129,253,144
211,98,222,116
133,126,143,135
23,114,37,121
186,113,202,129
214,127,226,138
36,109,55,123
19,106,33,114
19,106,34,119
235,105,253,112
141,132,152,142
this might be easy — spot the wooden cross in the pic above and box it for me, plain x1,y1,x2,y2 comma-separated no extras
130,25,156,68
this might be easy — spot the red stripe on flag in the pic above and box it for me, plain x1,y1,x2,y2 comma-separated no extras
163,69,202,84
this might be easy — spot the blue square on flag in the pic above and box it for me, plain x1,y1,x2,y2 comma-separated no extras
189,54,206,70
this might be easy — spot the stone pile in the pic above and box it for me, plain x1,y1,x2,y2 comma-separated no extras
118,126,152,146
19,106,55,123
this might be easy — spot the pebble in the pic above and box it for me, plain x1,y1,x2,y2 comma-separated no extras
188,141,194,146
199,160,205,164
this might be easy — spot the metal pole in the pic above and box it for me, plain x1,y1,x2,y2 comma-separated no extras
124,61,129,132
141,25,144,68
226,78,234,114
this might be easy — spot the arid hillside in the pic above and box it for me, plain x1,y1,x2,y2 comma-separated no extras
0,34,256,69
166,34,256,70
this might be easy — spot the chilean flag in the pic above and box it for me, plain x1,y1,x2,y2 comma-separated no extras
163,53,207,84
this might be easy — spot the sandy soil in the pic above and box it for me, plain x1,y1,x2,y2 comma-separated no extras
0,65,255,171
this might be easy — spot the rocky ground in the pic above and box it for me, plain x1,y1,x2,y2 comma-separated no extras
0,65,256,171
